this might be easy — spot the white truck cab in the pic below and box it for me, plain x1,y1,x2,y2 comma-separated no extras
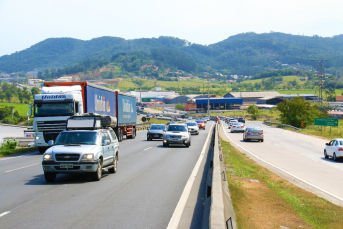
32,86,84,153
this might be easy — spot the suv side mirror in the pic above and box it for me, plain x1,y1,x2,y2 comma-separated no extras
48,140,54,146
326,143,329,146
103,140,110,146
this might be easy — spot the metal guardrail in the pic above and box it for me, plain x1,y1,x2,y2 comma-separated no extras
263,121,300,130
3,137,35,147
136,123,151,131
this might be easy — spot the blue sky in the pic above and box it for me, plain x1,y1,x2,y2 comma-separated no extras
0,0,342,57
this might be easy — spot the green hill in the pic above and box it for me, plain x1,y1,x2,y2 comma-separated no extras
1,33,343,77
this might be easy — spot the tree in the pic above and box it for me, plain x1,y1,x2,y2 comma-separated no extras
31,87,40,97
325,87,336,102
247,105,261,120
175,103,185,110
277,97,326,128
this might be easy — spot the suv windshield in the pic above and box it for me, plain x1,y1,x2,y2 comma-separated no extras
167,125,187,132
34,102,74,117
55,132,98,145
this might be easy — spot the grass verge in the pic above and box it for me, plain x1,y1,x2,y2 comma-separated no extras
221,138,343,229
0,147,38,157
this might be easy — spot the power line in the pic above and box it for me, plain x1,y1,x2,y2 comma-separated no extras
311,59,329,107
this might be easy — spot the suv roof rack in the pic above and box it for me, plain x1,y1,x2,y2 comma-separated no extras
67,113,117,130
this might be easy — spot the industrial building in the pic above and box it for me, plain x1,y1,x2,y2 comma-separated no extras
191,98,243,110
223,91,282,103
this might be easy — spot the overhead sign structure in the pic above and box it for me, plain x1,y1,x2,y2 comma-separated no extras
314,118,338,126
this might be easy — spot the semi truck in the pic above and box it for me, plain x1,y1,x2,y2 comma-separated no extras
30,81,136,154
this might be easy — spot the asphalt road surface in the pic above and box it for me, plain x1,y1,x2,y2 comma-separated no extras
0,122,213,229
221,121,343,206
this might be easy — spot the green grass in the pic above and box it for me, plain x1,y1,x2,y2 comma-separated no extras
0,147,38,157
0,102,30,116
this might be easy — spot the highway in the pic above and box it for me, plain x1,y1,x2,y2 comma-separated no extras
0,122,213,229
221,121,343,206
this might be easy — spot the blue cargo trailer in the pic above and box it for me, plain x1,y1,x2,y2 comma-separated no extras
44,81,137,142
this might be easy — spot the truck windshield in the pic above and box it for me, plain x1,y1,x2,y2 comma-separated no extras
55,132,98,145
34,103,74,117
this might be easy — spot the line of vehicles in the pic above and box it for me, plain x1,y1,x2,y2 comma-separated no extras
225,116,264,142
146,118,209,147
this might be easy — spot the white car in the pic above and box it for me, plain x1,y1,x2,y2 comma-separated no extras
231,122,245,133
324,138,343,161
228,120,238,129
163,123,191,147
186,122,199,135
188,116,193,120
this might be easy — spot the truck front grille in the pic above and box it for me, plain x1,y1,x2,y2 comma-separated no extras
37,120,67,132
54,166,80,170
55,153,81,161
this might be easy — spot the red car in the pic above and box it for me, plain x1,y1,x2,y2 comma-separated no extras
195,120,206,130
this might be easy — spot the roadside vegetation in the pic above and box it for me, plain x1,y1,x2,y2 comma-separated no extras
221,138,343,229
0,139,37,157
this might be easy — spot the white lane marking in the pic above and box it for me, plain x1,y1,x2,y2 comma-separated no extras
167,123,214,229
0,211,11,218
5,163,40,173
304,156,320,162
221,122,343,203
0,152,38,161
144,147,152,151
273,143,281,147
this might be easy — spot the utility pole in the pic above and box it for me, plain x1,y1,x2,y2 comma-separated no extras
311,60,329,107
207,74,210,117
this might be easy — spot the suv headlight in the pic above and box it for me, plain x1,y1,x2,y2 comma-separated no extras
82,154,94,160
35,136,41,140
43,154,53,160
164,134,170,139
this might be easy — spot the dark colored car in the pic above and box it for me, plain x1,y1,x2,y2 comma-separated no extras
147,124,166,141
238,117,245,123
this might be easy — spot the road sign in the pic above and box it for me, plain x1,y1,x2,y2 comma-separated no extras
314,118,338,126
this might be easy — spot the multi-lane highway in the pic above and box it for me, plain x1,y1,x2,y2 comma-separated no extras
0,122,213,229
221,121,343,207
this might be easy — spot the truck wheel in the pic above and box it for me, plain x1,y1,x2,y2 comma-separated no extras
44,172,56,182
91,160,102,181
39,147,47,154
108,156,117,173
127,127,136,139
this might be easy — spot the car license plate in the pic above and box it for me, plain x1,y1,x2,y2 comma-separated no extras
60,164,73,169
154,134,159,137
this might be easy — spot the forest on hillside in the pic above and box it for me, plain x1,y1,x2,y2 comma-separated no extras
1,32,343,78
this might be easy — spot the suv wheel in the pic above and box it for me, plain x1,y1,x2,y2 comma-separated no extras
92,160,102,181
163,142,169,147
44,172,56,182
108,156,117,173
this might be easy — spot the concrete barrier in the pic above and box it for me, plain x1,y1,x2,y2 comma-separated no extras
206,123,237,229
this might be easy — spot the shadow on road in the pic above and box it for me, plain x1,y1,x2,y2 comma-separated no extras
25,172,111,185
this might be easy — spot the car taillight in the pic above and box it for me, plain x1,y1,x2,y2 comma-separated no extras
259,132,263,135
247,131,250,135
241,126,244,128
338,148,343,151
233,126,236,128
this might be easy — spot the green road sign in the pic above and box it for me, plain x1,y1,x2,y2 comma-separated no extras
314,118,339,126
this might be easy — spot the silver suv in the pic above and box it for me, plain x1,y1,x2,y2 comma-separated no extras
163,123,191,147
42,115,119,182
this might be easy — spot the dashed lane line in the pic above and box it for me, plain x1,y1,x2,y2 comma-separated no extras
0,211,11,218
4,163,40,173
